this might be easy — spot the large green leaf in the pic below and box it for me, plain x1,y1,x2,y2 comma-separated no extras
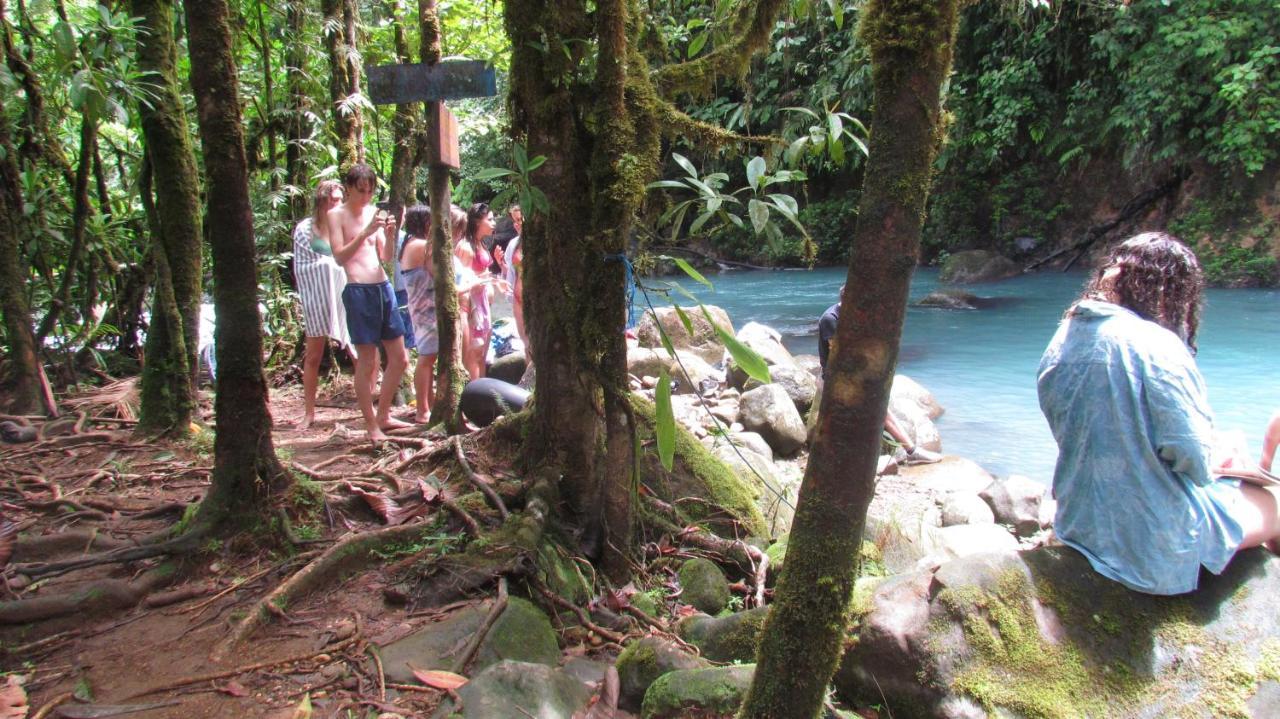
748,199,770,235
471,167,516,181
688,32,708,58
702,305,770,384
655,369,675,472
669,257,713,289
672,153,699,179
672,304,695,335
746,156,767,190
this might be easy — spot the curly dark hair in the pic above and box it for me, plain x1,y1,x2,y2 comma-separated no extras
1075,232,1205,350
402,204,431,239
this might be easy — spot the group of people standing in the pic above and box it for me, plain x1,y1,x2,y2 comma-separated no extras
291,163,527,442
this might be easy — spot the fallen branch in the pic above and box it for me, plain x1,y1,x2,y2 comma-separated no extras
452,577,508,674
213,522,440,658
452,436,509,520
531,579,626,644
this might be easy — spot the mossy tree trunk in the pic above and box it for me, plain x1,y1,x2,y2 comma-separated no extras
423,0,466,432
183,0,291,530
739,1,961,716
323,0,363,169
284,0,309,220
386,0,421,212
132,0,204,436
0,92,42,415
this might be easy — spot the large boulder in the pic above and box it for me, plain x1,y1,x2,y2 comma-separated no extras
487,351,527,384
678,557,731,615
627,346,670,379
917,523,1020,563
901,456,995,495
980,475,1047,537
941,492,996,527
888,398,942,453
614,637,709,712
727,322,797,389
709,442,796,536
667,352,722,395
891,374,945,420
738,384,807,456
380,597,559,684
678,607,769,663
835,547,1280,719
433,660,591,719
916,289,983,310
636,305,734,365
939,249,1021,284
744,363,818,414
641,664,756,719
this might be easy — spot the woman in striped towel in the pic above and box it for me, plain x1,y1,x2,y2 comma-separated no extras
293,180,353,429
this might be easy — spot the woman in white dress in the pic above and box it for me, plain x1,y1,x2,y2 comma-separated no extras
292,180,352,429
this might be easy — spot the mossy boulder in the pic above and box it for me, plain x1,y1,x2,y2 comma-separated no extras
536,539,593,604
432,660,591,718
636,304,735,365
632,394,768,538
678,557,731,614
678,607,768,663
641,664,756,719
835,546,1280,718
379,597,559,684
615,636,710,711
939,249,1020,284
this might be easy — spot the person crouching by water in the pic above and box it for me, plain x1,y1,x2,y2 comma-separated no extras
1038,232,1280,595
327,163,410,443
292,179,354,430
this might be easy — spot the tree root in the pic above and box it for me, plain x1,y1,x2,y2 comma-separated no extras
452,436,509,520
15,529,131,561
452,577,508,674
0,565,176,624
14,527,205,580
213,522,442,659
531,579,626,644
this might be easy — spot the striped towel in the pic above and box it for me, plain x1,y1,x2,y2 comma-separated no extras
292,218,351,348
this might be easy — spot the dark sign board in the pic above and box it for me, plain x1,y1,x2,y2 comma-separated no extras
367,60,497,105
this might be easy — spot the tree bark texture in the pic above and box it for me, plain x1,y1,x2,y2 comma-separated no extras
132,0,204,435
0,94,42,414
183,0,290,527
739,1,961,716
386,0,420,211
284,0,309,219
323,0,363,168
34,114,96,343
422,0,466,432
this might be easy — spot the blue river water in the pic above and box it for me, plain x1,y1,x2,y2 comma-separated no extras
665,266,1280,483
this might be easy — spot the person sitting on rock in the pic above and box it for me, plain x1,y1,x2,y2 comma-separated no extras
819,288,942,466
1038,232,1280,596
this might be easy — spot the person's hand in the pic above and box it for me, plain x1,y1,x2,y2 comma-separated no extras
361,212,385,241
494,245,506,270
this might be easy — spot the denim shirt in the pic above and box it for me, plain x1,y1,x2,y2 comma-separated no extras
1037,300,1243,595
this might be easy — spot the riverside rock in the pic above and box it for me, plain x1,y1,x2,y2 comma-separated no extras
678,557,731,615
738,384,807,455
614,637,709,712
939,249,1021,284
980,474,1046,537
433,660,592,719
892,374,945,420
636,305,734,365
727,322,797,389
835,547,1280,719
667,352,721,395
678,607,769,663
916,289,983,310
941,492,996,526
641,664,756,719
744,363,818,414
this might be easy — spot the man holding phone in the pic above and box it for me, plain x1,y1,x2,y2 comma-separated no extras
328,164,410,442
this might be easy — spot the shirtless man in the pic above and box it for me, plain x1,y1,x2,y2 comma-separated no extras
327,164,411,442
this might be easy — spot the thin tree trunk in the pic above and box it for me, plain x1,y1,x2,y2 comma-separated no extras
284,0,308,219
0,92,42,414
323,0,363,168
34,115,96,343
385,0,419,211
255,0,278,193
183,0,290,529
132,0,204,435
422,0,465,432
740,1,962,716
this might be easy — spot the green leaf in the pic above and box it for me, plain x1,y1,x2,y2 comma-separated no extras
702,305,770,384
690,210,714,235
658,325,677,357
525,155,547,172
783,106,822,121
829,137,846,166
52,22,77,64
688,33,708,59
767,193,799,219
513,143,529,171
827,0,844,29
672,304,695,335
748,199,770,235
648,180,691,190
672,153,699,179
655,369,675,472
471,167,516,181
746,156,767,190
669,256,713,289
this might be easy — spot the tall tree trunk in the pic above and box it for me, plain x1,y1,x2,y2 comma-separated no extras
284,0,308,219
385,0,419,211
34,115,96,343
422,0,466,432
255,0,278,193
183,0,291,529
0,96,42,414
132,0,204,435
740,1,962,716
323,0,363,168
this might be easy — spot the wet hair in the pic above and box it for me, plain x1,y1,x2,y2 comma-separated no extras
402,205,431,239
1075,232,1205,350
311,179,342,227
342,163,376,191
465,202,492,245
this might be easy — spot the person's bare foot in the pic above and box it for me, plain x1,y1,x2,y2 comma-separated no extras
297,414,314,431
414,413,430,424
368,428,389,444
379,417,413,432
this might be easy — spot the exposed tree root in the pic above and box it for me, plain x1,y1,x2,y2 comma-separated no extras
15,529,131,561
14,526,205,580
143,581,216,608
214,522,444,659
532,578,626,644
0,565,176,624
452,577,508,673
452,436,509,520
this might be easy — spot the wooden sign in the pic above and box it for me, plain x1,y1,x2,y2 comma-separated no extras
366,60,497,105
428,103,460,169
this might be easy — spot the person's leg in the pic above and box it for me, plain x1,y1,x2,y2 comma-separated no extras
886,412,942,464
299,336,326,430
414,354,436,422
1261,411,1280,472
352,343,384,442
513,293,530,363
1234,483,1280,553
376,336,411,431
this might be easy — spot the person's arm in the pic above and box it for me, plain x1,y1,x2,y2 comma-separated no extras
329,209,378,267
817,311,837,371
378,221,398,264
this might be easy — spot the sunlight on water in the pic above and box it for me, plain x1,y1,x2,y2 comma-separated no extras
673,266,1280,483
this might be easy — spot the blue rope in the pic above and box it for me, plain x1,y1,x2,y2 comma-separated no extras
604,253,638,329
